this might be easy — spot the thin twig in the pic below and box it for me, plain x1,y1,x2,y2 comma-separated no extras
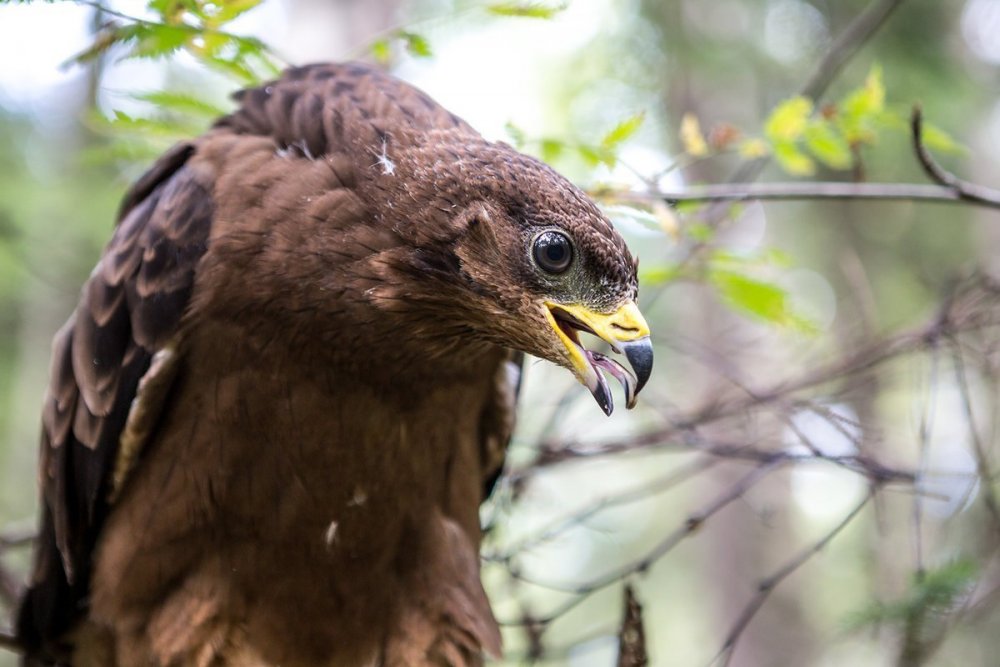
949,343,1000,539
911,106,1000,209
485,455,718,561
713,492,874,666
501,461,785,624
0,629,21,652
801,0,908,101
0,525,34,551
601,182,1000,210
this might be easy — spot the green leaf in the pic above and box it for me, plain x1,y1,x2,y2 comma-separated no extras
504,121,526,148
539,138,565,164
197,53,261,83
578,144,615,168
738,137,770,159
125,24,192,59
640,264,681,285
370,38,392,65
679,112,708,157
842,64,885,120
79,138,171,167
486,2,568,19
803,120,852,170
710,269,812,330
772,141,815,176
921,122,964,154
399,31,432,58
673,200,705,215
686,222,715,242
845,560,977,631
764,96,813,143
209,0,264,25
64,25,132,66
131,90,228,118
90,109,202,139
602,112,645,149
147,0,195,22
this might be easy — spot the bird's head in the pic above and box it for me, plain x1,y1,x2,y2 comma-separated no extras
375,139,653,415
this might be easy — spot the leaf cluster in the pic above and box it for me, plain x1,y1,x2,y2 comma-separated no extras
679,66,962,177
63,1,282,167
72,1,280,84
505,112,646,170
366,2,567,66
844,560,978,663
642,242,815,333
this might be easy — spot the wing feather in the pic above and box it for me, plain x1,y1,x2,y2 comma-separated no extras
17,142,213,656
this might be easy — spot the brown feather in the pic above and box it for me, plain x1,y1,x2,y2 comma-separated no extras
18,62,640,666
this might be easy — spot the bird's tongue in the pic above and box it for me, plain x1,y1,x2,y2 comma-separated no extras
585,350,638,415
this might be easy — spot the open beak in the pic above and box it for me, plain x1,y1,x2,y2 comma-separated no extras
543,300,653,415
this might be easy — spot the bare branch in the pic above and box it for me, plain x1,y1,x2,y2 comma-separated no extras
0,629,21,653
597,105,1000,215
0,525,34,551
486,455,718,562
950,344,1000,539
601,182,1000,211
911,106,1000,209
617,584,648,667
501,461,784,624
714,492,874,666
801,0,908,101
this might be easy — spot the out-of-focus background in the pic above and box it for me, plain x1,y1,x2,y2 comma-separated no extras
2,1,1000,665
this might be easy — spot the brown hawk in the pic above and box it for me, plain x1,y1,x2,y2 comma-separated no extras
16,62,652,666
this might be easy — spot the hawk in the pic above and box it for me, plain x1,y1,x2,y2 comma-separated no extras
16,62,652,666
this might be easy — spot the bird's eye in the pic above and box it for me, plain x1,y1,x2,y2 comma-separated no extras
532,231,574,274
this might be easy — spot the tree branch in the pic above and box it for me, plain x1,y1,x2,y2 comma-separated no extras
715,0,909,201
604,106,1000,213
713,492,874,666
0,629,21,653
911,106,1000,208
603,182,1000,210
801,0,908,101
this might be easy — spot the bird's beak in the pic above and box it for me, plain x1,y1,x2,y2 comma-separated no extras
543,300,653,415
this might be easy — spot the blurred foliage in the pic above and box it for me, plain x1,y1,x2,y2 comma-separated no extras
370,29,434,64
677,65,962,177
2,0,1000,665
69,0,280,82
46,0,280,164
845,560,978,665
484,1,568,19
505,111,646,169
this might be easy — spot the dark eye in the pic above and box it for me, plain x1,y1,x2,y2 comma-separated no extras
532,231,574,274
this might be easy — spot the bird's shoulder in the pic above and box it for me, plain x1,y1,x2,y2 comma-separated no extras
216,62,479,162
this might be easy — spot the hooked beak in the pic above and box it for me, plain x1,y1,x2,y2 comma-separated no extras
543,300,653,415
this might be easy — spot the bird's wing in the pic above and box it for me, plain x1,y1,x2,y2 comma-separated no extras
18,140,215,650
480,351,523,501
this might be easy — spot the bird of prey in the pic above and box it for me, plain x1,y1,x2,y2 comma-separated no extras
16,62,652,666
